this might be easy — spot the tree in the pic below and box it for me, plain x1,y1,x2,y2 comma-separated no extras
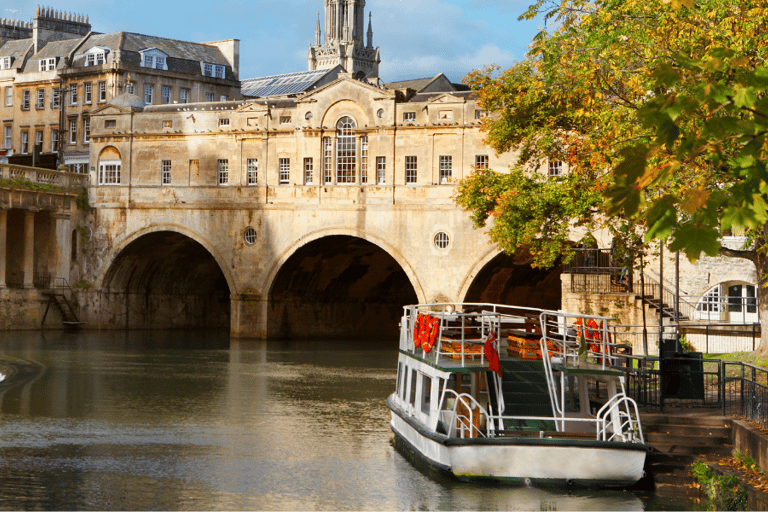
456,0,768,352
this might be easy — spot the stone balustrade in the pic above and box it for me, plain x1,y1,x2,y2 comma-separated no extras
0,164,90,194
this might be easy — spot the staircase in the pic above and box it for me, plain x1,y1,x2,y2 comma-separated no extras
42,292,84,328
641,412,732,497
498,360,555,431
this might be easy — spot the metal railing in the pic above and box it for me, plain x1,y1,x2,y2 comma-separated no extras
0,163,89,193
612,324,761,355
617,355,768,429
564,248,630,293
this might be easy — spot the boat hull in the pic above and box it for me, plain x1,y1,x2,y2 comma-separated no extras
389,398,647,487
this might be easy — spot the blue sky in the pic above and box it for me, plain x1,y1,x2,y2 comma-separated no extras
5,0,545,82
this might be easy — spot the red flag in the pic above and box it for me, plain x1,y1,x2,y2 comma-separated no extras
484,332,502,377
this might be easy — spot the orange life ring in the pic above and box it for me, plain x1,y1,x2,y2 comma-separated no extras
422,317,440,353
419,314,430,349
585,318,600,353
414,313,423,348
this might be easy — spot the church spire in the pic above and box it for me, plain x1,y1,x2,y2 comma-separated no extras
367,11,373,48
315,10,322,47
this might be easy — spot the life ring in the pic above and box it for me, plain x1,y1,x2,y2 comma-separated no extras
414,313,423,348
423,317,440,353
419,314,431,348
585,318,600,353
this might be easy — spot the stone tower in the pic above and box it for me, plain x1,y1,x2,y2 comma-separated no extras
307,0,381,80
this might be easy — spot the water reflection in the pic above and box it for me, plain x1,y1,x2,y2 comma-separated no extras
0,330,685,510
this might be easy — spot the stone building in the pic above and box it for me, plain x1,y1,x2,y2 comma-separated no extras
0,7,241,172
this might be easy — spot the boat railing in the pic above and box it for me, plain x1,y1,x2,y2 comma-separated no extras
401,303,545,368
440,389,490,439
596,394,644,443
485,413,645,444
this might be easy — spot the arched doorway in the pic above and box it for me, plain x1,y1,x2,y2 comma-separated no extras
268,235,418,340
464,253,562,310
101,231,230,330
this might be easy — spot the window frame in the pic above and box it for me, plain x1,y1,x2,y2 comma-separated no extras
336,117,357,184
218,159,229,185
405,156,418,184
98,81,107,103
376,156,386,184
247,158,258,185
21,90,29,110
279,158,290,185
303,157,313,185
161,159,172,185
144,84,153,105
439,155,452,184
403,111,416,122
98,160,122,185
84,82,92,104
3,125,12,149
4,86,12,107
82,117,90,144
36,88,45,110
161,86,171,105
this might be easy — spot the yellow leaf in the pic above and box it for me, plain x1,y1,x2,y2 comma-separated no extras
681,188,710,214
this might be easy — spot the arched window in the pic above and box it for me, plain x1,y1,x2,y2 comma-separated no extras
336,117,356,184
696,282,758,323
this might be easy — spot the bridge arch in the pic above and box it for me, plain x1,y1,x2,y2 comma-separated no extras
459,247,562,310
262,228,423,340
95,225,234,330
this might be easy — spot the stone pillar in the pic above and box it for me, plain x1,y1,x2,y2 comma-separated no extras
230,294,268,339
22,210,36,289
49,213,72,286
0,208,6,290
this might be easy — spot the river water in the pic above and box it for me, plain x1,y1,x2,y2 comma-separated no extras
0,330,698,510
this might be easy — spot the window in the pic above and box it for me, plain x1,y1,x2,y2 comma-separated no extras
70,85,78,105
405,156,417,184
99,161,121,185
219,118,230,127
305,111,313,121
0,56,10,70
409,369,418,406
161,160,171,185
434,232,450,250
203,62,213,76
439,155,452,184
336,116,356,184
50,127,59,153
323,137,333,184
180,89,189,104
155,56,166,70
4,86,11,106
143,55,154,68
376,156,386,184
20,130,28,154
247,159,258,185
163,120,172,128
475,155,489,170
220,95,228,102
218,159,229,185
144,85,153,105
205,92,214,102
303,157,313,185
360,136,368,184
36,89,45,109
548,160,563,178
279,158,290,185
83,117,90,143
98,81,107,103
403,112,416,122
243,227,257,245
280,116,291,125
161,86,171,105
3,125,12,149
84,82,92,104
35,130,43,153
377,108,385,119
21,90,29,110
52,88,61,109
85,52,105,66
421,374,432,414
215,65,224,78
38,58,55,71
125,82,135,95
69,119,77,144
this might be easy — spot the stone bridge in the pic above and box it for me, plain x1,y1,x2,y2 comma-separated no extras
77,78,564,339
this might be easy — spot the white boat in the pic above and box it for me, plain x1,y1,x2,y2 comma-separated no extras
387,303,649,487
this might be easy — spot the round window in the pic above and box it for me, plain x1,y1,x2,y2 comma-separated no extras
434,232,450,250
244,227,257,245
305,111,313,121
377,108,385,118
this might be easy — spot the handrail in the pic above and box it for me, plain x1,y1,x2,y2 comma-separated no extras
441,389,490,439
596,394,644,443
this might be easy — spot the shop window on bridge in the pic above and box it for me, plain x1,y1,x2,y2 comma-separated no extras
696,282,758,323
336,117,357,184
98,161,121,185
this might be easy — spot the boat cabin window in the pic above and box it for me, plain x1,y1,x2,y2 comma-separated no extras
421,374,432,414
396,362,403,397
409,369,418,406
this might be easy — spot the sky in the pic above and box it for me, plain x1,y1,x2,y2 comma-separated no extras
4,0,546,82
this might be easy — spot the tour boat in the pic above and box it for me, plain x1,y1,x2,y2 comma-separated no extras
387,303,649,487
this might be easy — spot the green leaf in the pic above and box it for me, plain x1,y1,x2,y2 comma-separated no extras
668,224,722,261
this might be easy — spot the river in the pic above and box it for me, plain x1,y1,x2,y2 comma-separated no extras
0,330,698,510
